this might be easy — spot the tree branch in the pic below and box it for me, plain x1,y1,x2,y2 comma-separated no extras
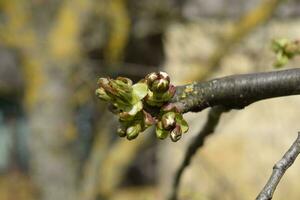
256,132,300,200
169,106,230,200
172,68,300,113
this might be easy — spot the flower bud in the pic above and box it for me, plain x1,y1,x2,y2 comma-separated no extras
117,127,126,137
116,77,133,86
158,71,170,83
95,88,111,101
119,111,135,122
151,78,169,93
126,123,141,140
161,112,176,130
170,125,182,142
143,111,156,127
145,72,159,86
156,122,169,140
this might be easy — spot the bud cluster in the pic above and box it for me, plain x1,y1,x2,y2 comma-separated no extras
272,38,300,68
96,72,189,142
156,105,189,142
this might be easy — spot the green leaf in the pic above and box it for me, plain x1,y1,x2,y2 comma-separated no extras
128,101,143,116
132,83,148,100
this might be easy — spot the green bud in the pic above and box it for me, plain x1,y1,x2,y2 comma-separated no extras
170,125,182,142
175,113,189,133
151,79,169,93
145,72,159,86
158,71,170,83
156,122,169,140
143,110,156,127
95,88,111,101
119,111,137,122
126,123,141,140
162,112,176,130
117,127,126,137
116,77,133,86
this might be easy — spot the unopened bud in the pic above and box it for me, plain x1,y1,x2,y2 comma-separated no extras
158,71,170,83
151,78,169,93
117,127,126,137
170,125,182,142
156,122,169,140
143,111,156,127
116,77,133,86
145,72,159,86
95,88,111,101
162,112,176,130
126,123,141,140
97,77,109,87
119,112,135,122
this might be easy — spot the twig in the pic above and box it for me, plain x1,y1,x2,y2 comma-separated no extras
169,106,230,200
256,133,300,200
172,68,300,113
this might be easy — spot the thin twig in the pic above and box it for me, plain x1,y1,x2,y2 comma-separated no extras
169,106,230,200
256,132,300,200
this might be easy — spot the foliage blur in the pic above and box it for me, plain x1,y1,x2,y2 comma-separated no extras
0,0,300,200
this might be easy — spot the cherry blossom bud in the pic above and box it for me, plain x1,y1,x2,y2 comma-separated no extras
161,112,176,130
170,125,182,142
126,123,141,140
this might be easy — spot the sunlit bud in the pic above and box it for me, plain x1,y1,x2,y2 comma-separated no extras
145,72,159,86
117,127,126,137
95,88,111,101
97,77,109,86
162,112,176,130
143,111,156,127
126,123,142,140
151,78,169,93
170,125,182,142
158,71,170,83
156,122,169,140
116,77,133,86
119,112,135,122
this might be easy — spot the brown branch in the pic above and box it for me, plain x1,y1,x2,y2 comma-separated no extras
169,106,230,200
172,68,300,113
256,132,300,200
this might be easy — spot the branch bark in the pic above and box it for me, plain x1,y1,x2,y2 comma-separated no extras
256,133,300,200
169,106,229,200
172,68,300,113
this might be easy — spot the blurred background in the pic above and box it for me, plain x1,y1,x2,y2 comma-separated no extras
1,0,300,199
